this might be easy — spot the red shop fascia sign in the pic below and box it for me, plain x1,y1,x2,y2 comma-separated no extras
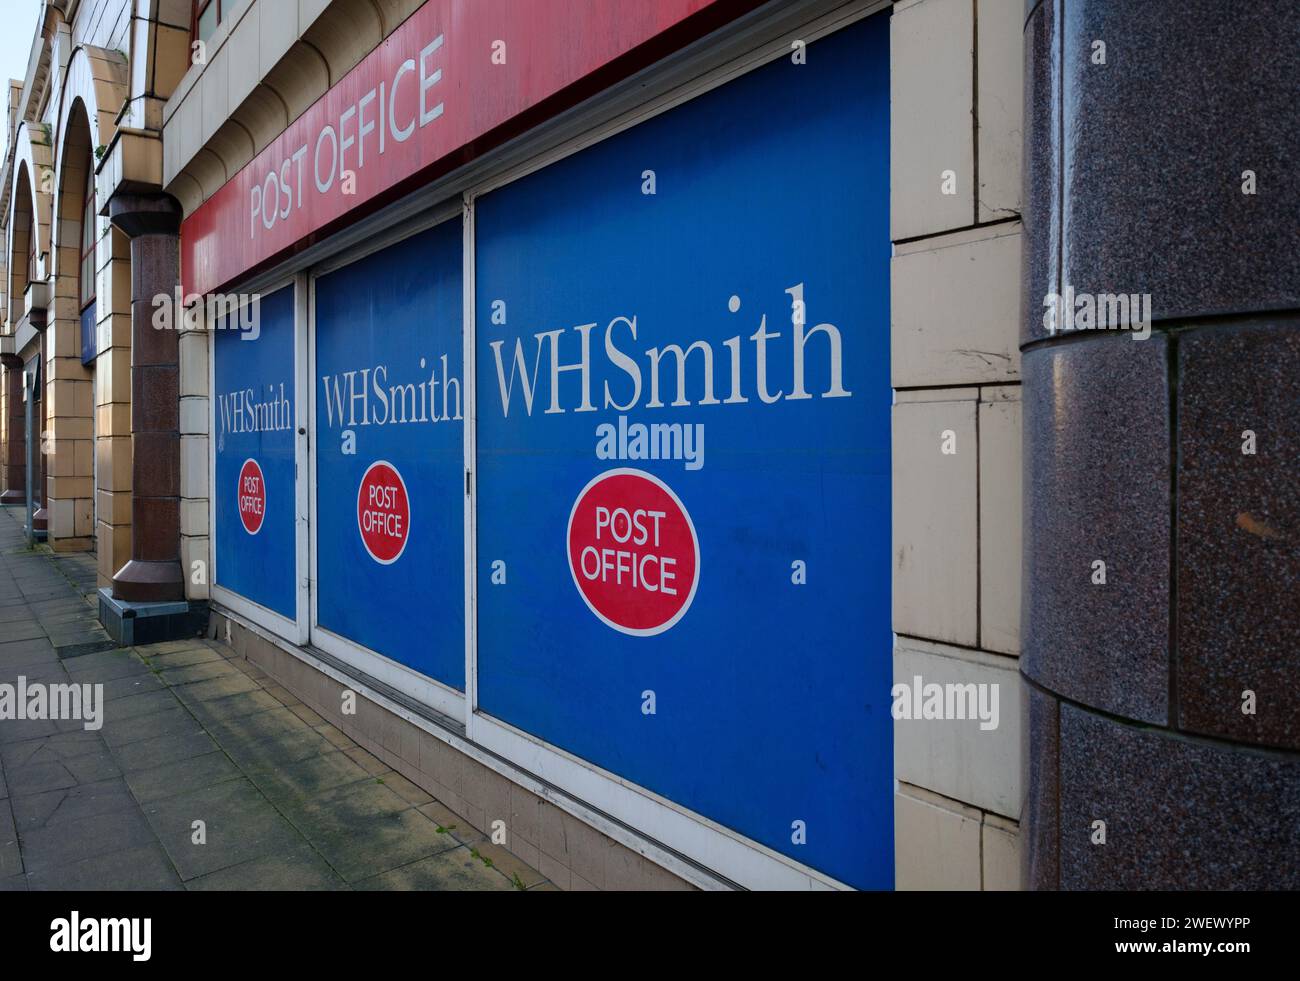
181,0,763,297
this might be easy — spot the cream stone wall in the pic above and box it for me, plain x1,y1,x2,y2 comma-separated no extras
889,0,1025,890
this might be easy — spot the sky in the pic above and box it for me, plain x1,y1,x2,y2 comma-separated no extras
0,0,46,164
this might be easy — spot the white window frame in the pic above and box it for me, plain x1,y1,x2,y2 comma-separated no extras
207,274,310,646
307,198,467,721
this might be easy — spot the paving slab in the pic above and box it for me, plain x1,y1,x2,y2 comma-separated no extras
9,777,138,833
246,749,374,804
19,805,158,873
99,671,168,702
300,804,465,884
185,843,348,891
0,622,45,643
4,761,81,798
123,751,245,805
0,718,59,746
158,660,246,687
141,777,310,881
181,689,283,725
114,730,220,773
354,846,518,891
64,649,153,681
0,729,104,769
105,688,183,722
216,725,336,775
24,843,184,891
172,673,262,704
9,659,72,684
100,704,207,749
0,803,20,878
136,645,224,669
0,638,59,667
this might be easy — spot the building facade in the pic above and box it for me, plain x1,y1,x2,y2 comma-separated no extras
161,0,1025,891
162,0,905,892
0,0,1293,890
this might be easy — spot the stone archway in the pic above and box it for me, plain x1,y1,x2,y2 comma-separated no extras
1,159,37,507
5,125,55,521
6,124,53,326
45,99,100,551
51,45,132,575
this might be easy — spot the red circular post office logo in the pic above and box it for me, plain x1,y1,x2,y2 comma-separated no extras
237,459,266,535
567,468,699,636
357,460,410,564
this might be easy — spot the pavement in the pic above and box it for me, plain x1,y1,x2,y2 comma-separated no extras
0,507,553,891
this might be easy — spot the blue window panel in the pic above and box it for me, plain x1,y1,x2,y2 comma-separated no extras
473,15,892,888
213,283,297,620
80,302,96,365
314,221,465,691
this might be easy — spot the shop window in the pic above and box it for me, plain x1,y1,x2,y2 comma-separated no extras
192,0,223,44
472,14,891,889
312,220,465,695
79,167,95,312
25,221,37,286
212,283,298,623
80,167,97,364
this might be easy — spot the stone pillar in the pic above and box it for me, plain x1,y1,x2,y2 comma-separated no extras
107,193,183,603
0,353,24,504
1020,0,1300,889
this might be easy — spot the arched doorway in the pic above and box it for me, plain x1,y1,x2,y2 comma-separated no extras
47,97,98,551
6,158,43,528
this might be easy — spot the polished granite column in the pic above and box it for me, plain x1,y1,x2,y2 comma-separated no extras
1020,0,1300,889
107,192,184,603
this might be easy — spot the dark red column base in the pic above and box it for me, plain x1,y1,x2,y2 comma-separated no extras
0,490,24,505
111,558,186,603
